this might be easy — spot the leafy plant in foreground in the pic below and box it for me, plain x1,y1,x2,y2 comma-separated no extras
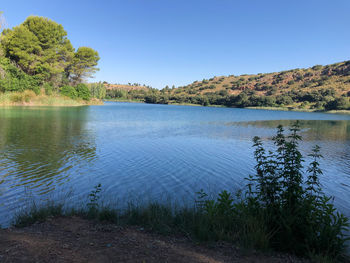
87,183,102,218
197,122,349,260
245,122,349,259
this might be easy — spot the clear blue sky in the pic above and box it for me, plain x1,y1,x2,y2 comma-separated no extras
2,0,350,89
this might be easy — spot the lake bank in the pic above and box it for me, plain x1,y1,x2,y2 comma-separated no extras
104,99,350,114
0,216,308,263
0,91,103,107
246,106,350,114
5,188,348,262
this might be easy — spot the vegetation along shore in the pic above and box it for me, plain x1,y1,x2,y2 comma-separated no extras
0,15,104,106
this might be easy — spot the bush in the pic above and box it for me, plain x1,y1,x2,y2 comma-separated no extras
244,123,349,258
9,90,36,103
60,85,77,99
43,83,53,95
0,57,39,92
197,123,349,259
325,97,350,110
76,83,91,100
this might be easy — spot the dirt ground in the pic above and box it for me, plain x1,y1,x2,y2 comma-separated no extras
0,216,308,263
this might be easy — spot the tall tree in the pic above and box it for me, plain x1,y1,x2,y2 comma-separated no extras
69,47,100,84
1,16,74,84
1,15,100,88
0,11,6,57
1,26,41,74
0,11,5,31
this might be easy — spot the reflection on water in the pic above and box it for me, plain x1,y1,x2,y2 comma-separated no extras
228,119,350,141
0,102,349,226
0,106,96,224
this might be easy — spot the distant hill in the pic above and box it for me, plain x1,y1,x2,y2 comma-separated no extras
178,61,350,97
104,83,150,91
105,61,350,111
104,83,154,101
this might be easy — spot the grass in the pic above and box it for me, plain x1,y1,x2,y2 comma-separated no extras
13,200,268,247
12,198,349,262
0,90,103,106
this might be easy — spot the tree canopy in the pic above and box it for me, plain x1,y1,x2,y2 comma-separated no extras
69,47,100,85
0,16,99,86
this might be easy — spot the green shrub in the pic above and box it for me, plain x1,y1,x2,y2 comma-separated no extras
43,83,53,95
0,57,39,92
244,123,349,258
60,85,77,99
325,97,350,110
76,83,91,100
10,93,24,103
197,123,349,259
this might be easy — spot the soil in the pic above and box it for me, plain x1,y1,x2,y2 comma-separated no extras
0,216,308,263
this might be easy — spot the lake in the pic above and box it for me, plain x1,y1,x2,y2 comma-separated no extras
0,102,349,226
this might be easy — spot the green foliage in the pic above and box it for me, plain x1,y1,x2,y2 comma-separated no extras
0,57,39,92
244,123,349,258
9,90,36,103
60,85,77,99
43,82,53,95
1,16,74,83
0,15,99,90
87,183,102,218
14,203,63,227
88,82,106,99
70,47,100,84
325,97,350,111
1,25,42,74
75,83,91,100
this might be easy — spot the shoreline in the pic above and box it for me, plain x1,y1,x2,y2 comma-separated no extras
2,198,348,262
0,94,103,107
0,216,308,263
104,99,350,114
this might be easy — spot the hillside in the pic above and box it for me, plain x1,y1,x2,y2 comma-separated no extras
114,61,350,111
104,83,150,91
166,61,350,110
105,82,155,101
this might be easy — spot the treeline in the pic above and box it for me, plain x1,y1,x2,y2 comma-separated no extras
150,87,349,110
106,86,350,110
106,87,158,102
0,14,100,101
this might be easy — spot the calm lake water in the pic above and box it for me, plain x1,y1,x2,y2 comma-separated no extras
0,102,350,226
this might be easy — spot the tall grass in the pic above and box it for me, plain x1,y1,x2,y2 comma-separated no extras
0,90,102,106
